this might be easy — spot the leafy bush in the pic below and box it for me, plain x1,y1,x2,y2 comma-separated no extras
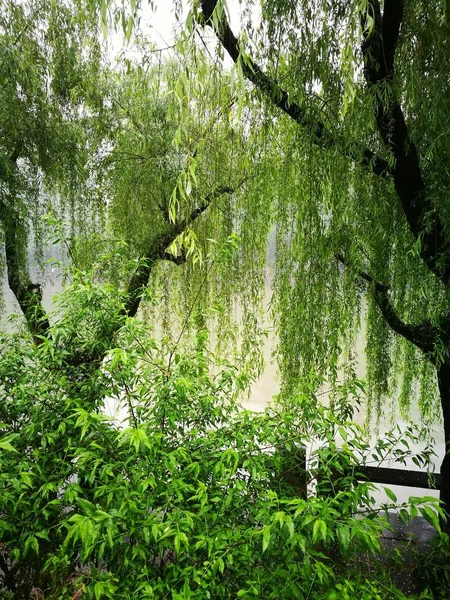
0,275,444,599
417,533,450,599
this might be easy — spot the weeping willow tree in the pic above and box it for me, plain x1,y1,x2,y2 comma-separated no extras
82,48,270,376
0,0,109,337
179,0,450,526
0,0,268,390
7,0,450,524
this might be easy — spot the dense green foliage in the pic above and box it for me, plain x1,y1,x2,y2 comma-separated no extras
3,0,450,421
165,0,450,531
0,265,445,599
0,0,268,354
0,0,105,264
171,0,450,420
2,0,450,596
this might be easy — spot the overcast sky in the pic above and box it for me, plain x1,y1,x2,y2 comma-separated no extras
108,0,258,66
141,0,248,45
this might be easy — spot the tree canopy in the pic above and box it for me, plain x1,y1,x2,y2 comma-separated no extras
2,0,450,596
167,0,450,525
184,0,450,409
2,0,450,497
0,0,266,351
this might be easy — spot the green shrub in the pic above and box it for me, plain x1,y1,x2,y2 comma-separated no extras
0,277,443,599
417,533,450,599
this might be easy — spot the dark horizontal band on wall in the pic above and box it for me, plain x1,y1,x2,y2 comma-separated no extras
355,466,441,490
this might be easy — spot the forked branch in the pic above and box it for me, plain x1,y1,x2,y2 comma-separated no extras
123,185,235,318
361,0,450,283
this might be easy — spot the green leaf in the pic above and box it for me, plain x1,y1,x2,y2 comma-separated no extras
262,526,271,553
383,487,397,503
35,529,50,541
312,519,327,543
336,525,351,550
419,506,440,531
0,439,18,452
24,535,39,557
100,0,108,37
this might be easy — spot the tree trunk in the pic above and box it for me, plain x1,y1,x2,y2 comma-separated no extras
437,362,450,533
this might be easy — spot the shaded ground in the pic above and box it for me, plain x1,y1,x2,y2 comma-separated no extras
357,513,441,597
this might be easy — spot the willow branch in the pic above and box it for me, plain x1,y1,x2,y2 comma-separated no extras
197,0,391,178
337,254,437,357
362,0,450,283
123,185,235,318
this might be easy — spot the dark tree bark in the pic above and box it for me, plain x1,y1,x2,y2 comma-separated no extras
3,221,51,344
123,186,234,318
361,0,450,531
337,254,439,356
0,150,51,344
197,1,391,179
361,0,450,283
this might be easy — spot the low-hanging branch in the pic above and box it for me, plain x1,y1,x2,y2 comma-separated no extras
361,0,450,284
1,133,234,352
63,185,228,368
197,0,391,179
337,253,438,358
123,185,235,318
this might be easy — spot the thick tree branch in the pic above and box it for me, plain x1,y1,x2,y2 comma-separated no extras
0,148,51,344
381,0,404,76
197,0,391,179
47,210,199,368
123,185,235,318
362,0,450,283
161,250,186,265
200,0,450,283
337,254,438,357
